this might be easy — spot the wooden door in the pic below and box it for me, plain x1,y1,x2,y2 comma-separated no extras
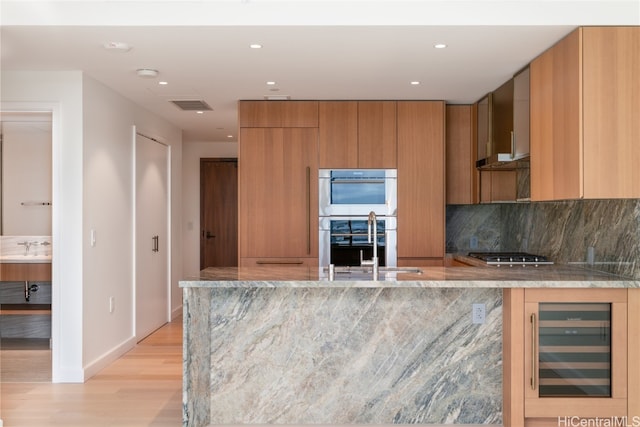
135,133,169,342
200,159,238,269
238,127,318,262
358,101,397,168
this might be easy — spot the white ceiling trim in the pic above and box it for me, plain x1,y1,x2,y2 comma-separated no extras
2,1,639,26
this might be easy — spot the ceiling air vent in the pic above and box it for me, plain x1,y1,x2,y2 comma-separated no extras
170,100,212,111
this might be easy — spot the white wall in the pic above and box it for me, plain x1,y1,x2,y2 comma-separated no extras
181,141,237,278
1,116,52,235
81,75,182,378
2,70,183,382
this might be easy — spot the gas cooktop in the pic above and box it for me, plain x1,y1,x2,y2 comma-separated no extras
468,252,553,266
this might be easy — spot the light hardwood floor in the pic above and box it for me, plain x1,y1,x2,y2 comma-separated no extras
0,319,182,426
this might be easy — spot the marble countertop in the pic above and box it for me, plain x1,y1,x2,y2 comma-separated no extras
1,236,52,263
180,262,639,289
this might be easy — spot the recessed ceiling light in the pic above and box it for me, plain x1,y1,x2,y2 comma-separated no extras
196,111,204,114
136,68,159,78
266,81,276,85
434,43,447,49
227,135,234,138
158,81,168,85
410,81,421,85
250,44,262,49
103,41,132,52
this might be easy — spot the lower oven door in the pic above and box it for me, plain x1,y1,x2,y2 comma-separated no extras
319,216,397,267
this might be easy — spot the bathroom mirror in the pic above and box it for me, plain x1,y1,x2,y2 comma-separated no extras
0,112,52,236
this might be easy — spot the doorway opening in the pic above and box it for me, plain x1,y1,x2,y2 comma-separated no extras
0,111,53,382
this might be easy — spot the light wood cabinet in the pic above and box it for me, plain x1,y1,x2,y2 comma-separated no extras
318,101,396,168
530,27,640,201
357,101,397,168
479,170,517,203
238,100,319,128
397,101,445,264
318,101,358,168
238,127,318,264
503,288,639,427
445,105,476,205
0,263,51,281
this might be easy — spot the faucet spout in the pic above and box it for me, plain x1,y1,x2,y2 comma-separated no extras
360,211,379,280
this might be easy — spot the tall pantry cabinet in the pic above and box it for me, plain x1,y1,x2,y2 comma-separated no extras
237,101,319,266
397,101,446,265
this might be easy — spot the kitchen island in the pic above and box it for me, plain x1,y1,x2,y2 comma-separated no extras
180,265,639,427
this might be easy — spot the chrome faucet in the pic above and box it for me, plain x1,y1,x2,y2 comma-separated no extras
17,241,32,255
360,211,379,280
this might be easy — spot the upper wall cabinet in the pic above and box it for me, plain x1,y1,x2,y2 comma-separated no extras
445,105,476,205
530,27,640,201
318,101,396,169
238,100,319,128
318,101,358,168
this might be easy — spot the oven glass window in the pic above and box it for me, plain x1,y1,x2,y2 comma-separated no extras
330,219,386,266
330,170,386,205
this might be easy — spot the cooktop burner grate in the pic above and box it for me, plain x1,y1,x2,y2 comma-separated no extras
468,252,553,266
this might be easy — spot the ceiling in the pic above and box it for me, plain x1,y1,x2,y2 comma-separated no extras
1,1,638,143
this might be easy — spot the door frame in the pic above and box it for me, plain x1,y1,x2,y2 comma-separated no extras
1,101,60,381
133,127,172,338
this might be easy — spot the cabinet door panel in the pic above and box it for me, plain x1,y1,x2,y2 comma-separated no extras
582,27,640,198
238,101,318,127
530,29,582,201
238,128,318,259
358,101,397,168
397,101,445,259
445,105,474,205
318,101,358,168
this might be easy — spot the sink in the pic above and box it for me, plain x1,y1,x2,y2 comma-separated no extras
326,266,423,278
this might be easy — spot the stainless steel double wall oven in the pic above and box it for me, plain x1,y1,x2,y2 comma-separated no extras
319,169,397,267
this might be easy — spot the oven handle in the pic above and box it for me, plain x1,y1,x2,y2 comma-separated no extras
330,179,386,184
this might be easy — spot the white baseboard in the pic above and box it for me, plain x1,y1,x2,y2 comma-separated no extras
171,304,183,321
82,335,137,381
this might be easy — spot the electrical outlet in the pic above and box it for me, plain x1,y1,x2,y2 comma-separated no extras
470,236,478,249
472,303,485,324
109,296,115,313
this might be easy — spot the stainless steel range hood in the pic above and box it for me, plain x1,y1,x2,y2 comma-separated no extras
476,149,530,169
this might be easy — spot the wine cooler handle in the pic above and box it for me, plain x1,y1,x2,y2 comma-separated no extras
531,312,537,390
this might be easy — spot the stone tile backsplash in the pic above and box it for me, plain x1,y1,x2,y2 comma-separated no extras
446,199,640,279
